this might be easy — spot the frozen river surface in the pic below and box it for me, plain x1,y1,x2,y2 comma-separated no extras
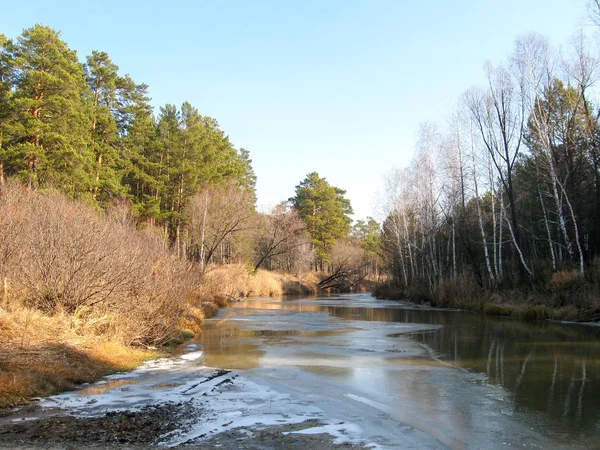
14,293,600,449
199,293,600,449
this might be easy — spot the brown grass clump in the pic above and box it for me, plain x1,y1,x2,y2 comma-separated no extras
195,264,286,300
432,275,480,308
196,264,321,300
250,270,284,297
547,270,584,291
0,342,155,408
178,303,219,336
0,303,159,408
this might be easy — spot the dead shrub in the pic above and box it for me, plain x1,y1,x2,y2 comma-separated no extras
0,183,197,347
433,274,480,307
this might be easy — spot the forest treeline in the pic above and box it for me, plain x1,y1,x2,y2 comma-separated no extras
0,24,381,406
378,25,600,318
0,24,380,339
0,24,379,278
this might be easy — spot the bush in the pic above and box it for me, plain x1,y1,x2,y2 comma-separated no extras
0,182,196,346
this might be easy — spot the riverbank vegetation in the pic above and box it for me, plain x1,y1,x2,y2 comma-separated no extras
377,10,600,320
0,25,378,407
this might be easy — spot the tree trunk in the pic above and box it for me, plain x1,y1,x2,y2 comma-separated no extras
93,153,103,200
452,218,457,279
199,194,208,271
538,187,556,272
472,148,496,287
559,181,585,275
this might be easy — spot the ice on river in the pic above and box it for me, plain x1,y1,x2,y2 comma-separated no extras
38,351,384,448
32,293,595,449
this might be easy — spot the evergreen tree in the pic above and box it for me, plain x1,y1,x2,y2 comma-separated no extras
85,50,126,204
117,77,161,222
1,25,94,196
290,172,353,267
0,34,13,183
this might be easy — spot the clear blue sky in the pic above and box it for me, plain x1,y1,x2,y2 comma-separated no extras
1,0,590,220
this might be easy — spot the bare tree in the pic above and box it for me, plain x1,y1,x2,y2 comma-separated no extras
518,33,586,274
252,203,309,271
317,241,367,291
186,182,255,270
466,63,533,277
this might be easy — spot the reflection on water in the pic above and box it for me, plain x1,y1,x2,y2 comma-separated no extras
200,294,600,445
405,310,600,436
78,378,138,395
199,319,265,369
322,301,600,436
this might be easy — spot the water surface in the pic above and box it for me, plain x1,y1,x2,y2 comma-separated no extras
199,293,600,449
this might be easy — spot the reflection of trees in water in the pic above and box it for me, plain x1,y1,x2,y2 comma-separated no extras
409,312,600,432
199,321,265,369
218,300,600,433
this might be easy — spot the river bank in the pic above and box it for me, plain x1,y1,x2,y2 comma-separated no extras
0,348,374,449
2,293,599,448
0,264,319,410
374,275,600,323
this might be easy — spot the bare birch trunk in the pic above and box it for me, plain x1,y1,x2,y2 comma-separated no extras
558,181,585,274
498,194,504,278
472,148,496,286
452,218,457,278
504,210,533,276
401,208,415,281
538,187,556,272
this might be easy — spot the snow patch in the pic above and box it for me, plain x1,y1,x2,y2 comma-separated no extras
37,355,379,449
179,351,204,361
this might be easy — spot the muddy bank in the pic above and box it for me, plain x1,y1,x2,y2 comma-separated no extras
0,351,376,449
0,408,368,449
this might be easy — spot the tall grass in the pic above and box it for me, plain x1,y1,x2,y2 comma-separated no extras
195,264,318,300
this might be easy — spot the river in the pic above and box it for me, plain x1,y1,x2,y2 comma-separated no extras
198,293,600,449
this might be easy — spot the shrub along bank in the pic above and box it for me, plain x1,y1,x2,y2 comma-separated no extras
374,270,600,322
0,183,303,408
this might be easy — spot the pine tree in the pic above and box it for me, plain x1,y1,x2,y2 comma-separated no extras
85,50,126,204
1,25,94,196
0,34,13,184
290,172,353,267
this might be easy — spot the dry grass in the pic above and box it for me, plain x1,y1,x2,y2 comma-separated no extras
178,303,219,336
375,268,600,322
0,182,205,347
0,183,201,407
0,305,159,408
196,264,315,300
190,264,321,304
547,269,584,290
0,343,157,408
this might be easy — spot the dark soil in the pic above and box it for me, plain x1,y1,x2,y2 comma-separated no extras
0,403,370,449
